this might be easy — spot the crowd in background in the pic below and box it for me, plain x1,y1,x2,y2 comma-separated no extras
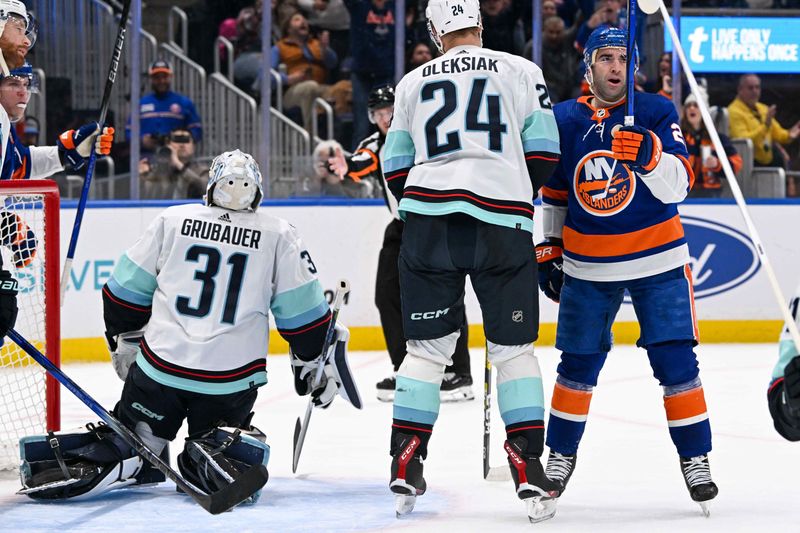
26,0,800,200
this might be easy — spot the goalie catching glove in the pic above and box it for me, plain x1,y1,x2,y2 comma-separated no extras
57,123,115,170
611,124,662,173
291,323,362,409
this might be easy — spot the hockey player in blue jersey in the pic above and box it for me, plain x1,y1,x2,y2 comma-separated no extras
382,0,561,521
537,26,718,515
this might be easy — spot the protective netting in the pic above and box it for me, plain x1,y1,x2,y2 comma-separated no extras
0,192,51,472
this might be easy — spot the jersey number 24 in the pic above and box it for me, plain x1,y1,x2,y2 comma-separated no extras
422,78,508,157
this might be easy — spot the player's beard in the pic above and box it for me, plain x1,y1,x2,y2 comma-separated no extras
0,40,25,70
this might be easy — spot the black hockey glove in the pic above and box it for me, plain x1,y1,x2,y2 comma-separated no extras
0,269,19,339
783,355,800,417
535,239,564,303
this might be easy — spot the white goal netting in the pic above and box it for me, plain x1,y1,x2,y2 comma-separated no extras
0,184,59,472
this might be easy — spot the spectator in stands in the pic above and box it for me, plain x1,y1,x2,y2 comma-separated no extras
272,13,338,133
682,88,743,198
575,0,621,51
646,52,672,98
126,61,203,156
480,0,524,55
139,128,208,200
20,117,39,146
524,16,580,104
406,41,435,72
728,73,800,168
345,0,396,147
298,0,351,69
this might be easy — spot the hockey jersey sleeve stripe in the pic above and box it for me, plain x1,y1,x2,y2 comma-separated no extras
563,214,684,258
677,154,695,191
541,186,569,203
102,284,151,313
270,279,327,321
276,310,330,336
382,130,415,173
273,300,330,331
109,253,157,302
521,110,561,156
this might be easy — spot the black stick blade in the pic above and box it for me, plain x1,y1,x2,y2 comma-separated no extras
206,464,269,515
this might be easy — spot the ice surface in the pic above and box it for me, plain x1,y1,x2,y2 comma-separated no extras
1,344,796,532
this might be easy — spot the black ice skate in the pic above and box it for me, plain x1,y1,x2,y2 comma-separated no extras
376,374,396,403
390,434,426,517
504,437,560,523
679,455,718,517
545,450,577,495
440,373,475,403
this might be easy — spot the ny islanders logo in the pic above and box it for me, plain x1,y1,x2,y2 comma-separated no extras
574,150,635,217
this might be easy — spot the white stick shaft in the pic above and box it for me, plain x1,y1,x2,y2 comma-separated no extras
59,258,73,306
659,1,800,353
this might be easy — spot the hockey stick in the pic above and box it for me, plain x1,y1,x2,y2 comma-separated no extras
654,0,800,353
292,279,350,473
59,0,132,304
483,344,511,481
8,328,268,514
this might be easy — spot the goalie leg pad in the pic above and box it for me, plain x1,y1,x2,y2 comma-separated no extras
177,426,270,505
19,423,143,500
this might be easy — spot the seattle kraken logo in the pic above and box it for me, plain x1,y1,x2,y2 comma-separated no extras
573,150,636,217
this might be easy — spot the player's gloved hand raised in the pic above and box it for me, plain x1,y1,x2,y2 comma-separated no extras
783,355,800,417
57,123,115,170
291,323,361,409
611,125,662,173
0,269,19,340
535,239,564,303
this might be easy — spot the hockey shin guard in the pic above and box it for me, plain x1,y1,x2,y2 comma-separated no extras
546,376,594,456
663,378,712,458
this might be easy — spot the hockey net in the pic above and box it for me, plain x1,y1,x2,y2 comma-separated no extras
0,180,60,473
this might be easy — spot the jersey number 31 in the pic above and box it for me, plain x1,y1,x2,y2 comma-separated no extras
176,245,247,325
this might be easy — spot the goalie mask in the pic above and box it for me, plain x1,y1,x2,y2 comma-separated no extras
425,0,482,53
206,149,263,212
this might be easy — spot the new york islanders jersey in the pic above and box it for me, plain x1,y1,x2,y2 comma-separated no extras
104,203,329,395
382,44,560,233
541,93,695,281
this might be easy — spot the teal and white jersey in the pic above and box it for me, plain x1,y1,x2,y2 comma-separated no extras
773,282,800,382
382,44,560,233
106,203,329,395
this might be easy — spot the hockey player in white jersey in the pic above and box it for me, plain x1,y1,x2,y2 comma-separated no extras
18,150,361,503
381,0,561,521
768,282,800,441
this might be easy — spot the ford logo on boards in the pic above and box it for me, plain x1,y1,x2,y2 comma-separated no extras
682,215,760,299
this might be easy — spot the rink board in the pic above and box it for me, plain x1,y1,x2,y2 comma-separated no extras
50,200,799,362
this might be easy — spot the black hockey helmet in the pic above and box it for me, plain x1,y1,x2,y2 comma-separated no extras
367,85,395,112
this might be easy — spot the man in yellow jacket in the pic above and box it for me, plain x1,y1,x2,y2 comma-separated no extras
728,73,800,167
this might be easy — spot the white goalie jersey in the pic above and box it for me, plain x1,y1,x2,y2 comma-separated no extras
105,203,330,395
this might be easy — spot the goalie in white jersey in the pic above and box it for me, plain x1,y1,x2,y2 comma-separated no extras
18,150,360,503
381,0,561,521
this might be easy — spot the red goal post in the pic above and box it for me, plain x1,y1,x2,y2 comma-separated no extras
0,180,60,472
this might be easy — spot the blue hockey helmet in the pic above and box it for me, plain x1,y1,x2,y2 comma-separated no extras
583,26,638,73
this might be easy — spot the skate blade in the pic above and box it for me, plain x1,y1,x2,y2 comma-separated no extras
395,494,417,517
525,496,558,523
439,388,475,403
698,501,711,518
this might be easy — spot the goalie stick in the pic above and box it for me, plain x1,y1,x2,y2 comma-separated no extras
483,345,511,481
292,279,350,473
8,329,268,514
60,0,131,303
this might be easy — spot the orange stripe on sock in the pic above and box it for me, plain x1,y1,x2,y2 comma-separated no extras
664,387,707,421
551,382,593,416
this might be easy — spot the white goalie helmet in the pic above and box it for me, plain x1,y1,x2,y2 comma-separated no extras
206,149,263,212
425,0,482,53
